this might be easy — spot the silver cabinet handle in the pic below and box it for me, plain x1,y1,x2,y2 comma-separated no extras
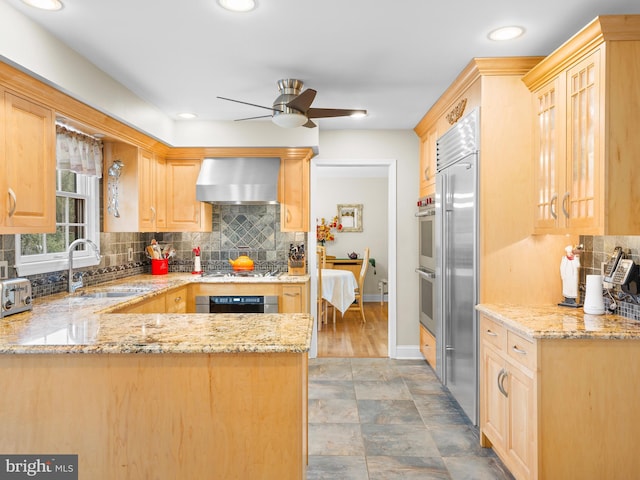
174,296,182,303
424,166,430,181
284,292,299,297
150,206,156,222
7,188,17,217
562,192,570,219
550,192,558,219
415,268,436,279
512,345,527,355
497,369,509,398
485,329,498,337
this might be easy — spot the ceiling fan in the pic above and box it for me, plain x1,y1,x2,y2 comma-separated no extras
217,78,367,128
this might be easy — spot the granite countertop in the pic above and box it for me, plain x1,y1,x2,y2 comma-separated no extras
0,273,312,355
476,304,640,340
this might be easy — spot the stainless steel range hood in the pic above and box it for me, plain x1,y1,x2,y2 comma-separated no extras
196,157,280,204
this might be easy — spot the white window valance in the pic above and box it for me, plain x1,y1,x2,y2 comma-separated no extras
56,124,103,178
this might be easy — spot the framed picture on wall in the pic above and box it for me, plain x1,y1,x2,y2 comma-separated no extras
337,204,363,232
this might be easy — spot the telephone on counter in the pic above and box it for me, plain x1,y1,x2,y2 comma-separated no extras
603,246,623,284
603,246,639,291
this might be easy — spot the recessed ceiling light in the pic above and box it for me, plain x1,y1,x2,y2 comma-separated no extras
218,0,256,13
177,113,198,119
21,0,63,11
488,26,525,41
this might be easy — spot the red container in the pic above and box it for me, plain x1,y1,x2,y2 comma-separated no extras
151,258,169,275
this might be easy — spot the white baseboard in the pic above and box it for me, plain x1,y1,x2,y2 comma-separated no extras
393,345,424,360
363,294,387,303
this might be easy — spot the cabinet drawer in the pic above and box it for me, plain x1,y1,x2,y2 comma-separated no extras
480,315,507,351
507,330,536,371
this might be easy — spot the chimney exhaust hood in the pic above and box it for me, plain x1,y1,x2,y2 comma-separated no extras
196,157,280,204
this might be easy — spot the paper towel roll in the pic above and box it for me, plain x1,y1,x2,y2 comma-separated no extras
583,274,605,315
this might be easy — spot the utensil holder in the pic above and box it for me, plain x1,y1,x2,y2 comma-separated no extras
288,258,305,276
151,258,169,275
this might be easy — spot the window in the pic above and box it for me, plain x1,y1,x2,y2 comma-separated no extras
15,170,100,276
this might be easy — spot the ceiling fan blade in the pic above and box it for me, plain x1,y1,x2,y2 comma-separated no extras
234,114,273,121
306,107,367,119
302,119,317,128
217,96,282,113
286,89,317,113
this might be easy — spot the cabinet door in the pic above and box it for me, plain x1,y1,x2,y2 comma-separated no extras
1,91,55,233
419,324,437,369
532,78,564,233
480,343,508,450
165,158,211,232
279,155,309,232
507,364,535,480
281,284,304,313
138,149,158,231
119,294,166,313
165,287,187,313
565,49,601,232
419,128,437,196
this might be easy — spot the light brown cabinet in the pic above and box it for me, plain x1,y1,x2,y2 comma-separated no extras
479,315,535,480
418,324,436,370
0,89,56,233
523,15,640,235
164,158,212,232
165,286,187,313
104,146,211,233
417,126,437,197
279,152,311,232
479,310,640,479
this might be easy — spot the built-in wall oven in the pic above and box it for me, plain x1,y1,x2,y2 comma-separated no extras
416,194,436,335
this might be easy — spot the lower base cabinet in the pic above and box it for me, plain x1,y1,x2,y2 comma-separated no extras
419,324,437,370
479,313,640,479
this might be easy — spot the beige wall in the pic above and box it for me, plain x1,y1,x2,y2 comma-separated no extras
317,130,420,352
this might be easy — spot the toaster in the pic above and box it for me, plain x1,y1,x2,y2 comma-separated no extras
0,278,33,318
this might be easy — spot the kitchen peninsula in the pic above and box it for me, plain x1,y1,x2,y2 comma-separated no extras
0,273,312,480
477,304,640,480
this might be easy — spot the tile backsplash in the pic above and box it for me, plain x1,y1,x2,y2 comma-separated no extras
0,204,305,299
579,235,640,320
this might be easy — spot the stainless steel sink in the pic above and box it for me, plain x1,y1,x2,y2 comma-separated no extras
78,291,139,298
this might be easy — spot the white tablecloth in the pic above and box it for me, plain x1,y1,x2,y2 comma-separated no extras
321,269,358,314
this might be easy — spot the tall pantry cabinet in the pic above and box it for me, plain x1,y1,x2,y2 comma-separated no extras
523,15,640,235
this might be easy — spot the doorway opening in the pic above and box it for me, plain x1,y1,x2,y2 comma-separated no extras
310,159,397,359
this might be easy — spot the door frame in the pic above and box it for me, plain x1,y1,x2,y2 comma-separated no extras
309,158,397,358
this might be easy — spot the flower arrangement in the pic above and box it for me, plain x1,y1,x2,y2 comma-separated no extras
316,216,342,245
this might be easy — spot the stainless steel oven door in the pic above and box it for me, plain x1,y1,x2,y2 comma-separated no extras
417,208,436,271
416,267,436,335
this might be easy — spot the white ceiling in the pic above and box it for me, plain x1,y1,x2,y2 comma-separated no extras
5,0,640,131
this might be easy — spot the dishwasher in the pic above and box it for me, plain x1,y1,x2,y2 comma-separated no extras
195,295,279,313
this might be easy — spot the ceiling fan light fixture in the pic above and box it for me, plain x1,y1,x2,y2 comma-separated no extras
272,112,307,128
217,0,256,13
487,25,525,41
350,110,367,118
21,0,63,10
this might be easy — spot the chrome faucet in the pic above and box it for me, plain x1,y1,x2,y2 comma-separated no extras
68,238,101,293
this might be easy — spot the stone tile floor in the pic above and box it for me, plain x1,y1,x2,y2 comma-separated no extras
307,358,515,480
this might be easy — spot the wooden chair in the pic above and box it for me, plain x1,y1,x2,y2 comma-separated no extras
316,246,327,324
351,247,370,323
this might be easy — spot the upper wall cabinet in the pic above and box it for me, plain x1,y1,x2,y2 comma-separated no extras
279,150,311,232
164,158,212,232
104,144,212,233
0,89,56,234
523,15,640,235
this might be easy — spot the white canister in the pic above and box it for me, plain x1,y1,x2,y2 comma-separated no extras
583,274,605,315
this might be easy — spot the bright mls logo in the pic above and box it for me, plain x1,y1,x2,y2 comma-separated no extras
0,455,77,480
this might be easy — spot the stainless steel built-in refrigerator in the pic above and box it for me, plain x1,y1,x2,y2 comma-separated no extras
435,108,479,425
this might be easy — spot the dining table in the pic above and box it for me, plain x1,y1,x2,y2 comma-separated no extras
320,268,358,315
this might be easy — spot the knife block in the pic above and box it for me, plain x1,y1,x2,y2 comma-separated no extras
288,258,305,276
